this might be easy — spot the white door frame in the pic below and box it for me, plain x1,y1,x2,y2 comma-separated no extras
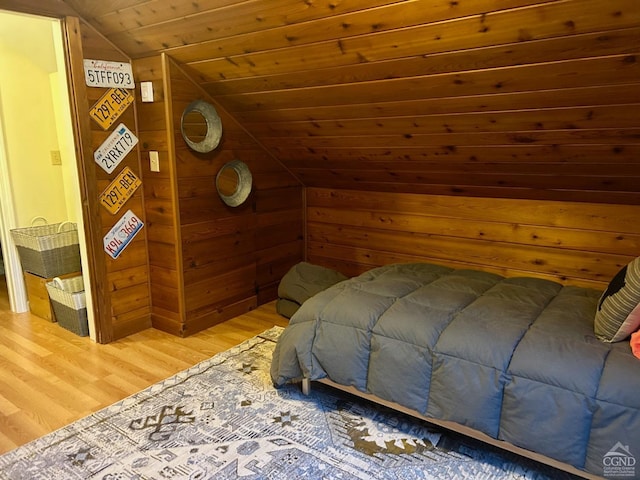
0,96,28,312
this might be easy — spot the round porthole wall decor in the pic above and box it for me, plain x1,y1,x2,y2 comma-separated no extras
216,160,253,207
180,99,222,153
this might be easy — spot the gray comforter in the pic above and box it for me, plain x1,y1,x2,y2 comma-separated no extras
271,263,640,477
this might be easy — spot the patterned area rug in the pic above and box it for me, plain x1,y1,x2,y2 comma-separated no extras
0,327,578,479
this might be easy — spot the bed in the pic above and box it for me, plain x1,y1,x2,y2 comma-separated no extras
270,261,640,479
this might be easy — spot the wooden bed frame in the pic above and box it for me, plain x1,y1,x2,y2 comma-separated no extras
301,377,602,480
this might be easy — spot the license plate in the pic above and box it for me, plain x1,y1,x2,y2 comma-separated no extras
103,210,144,259
94,123,138,174
90,88,133,130
99,167,142,215
84,59,134,89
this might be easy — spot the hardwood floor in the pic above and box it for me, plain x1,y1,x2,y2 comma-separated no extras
0,278,289,454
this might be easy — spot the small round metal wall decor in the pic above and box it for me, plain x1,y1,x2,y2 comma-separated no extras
216,159,253,207
180,99,222,153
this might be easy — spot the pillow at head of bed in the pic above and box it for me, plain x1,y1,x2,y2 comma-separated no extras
594,257,640,343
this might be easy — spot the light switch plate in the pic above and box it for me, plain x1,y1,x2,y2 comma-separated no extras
141,81,154,102
149,151,160,172
50,150,62,165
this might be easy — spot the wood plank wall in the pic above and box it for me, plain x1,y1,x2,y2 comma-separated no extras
134,55,303,337
306,188,640,290
82,24,151,340
68,22,151,343
132,55,179,335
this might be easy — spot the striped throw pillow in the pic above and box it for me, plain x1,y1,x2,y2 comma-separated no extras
595,257,640,343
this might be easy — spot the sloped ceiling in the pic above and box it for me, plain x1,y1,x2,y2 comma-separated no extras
61,0,640,202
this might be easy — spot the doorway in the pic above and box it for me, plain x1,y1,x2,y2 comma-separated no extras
0,10,93,336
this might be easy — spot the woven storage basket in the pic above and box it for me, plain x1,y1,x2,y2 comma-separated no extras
45,275,88,336
11,219,81,278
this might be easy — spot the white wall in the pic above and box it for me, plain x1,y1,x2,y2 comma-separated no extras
50,69,81,225
0,44,69,226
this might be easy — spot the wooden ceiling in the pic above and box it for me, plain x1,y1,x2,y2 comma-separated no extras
38,1,640,202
